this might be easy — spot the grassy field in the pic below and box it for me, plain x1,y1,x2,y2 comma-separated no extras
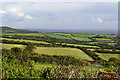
2,33,45,37
1,43,93,60
88,42,104,44
98,34,117,38
1,43,25,49
61,43,100,48
93,38,113,41
88,42,116,45
71,33,96,37
45,33,72,40
96,52,118,60
1,38,51,44
53,33,72,36
16,33,45,37
71,37,91,41
106,43,116,45
35,47,93,60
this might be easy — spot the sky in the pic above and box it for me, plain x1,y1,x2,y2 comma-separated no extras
0,2,118,31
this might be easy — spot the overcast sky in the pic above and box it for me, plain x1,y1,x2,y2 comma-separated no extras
0,2,118,31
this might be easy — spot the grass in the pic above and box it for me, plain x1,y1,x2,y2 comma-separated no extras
45,33,72,40
2,33,17,36
71,33,96,37
35,47,93,60
2,33,45,37
93,38,113,41
62,43,100,48
1,43,25,49
34,63,57,70
16,33,45,37
71,37,91,41
96,52,118,60
88,42,104,44
106,43,116,45
1,43,93,60
88,42,116,45
99,34,117,38
53,33,72,36
1,38,50,44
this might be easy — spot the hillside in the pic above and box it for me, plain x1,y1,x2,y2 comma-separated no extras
0,26,38,33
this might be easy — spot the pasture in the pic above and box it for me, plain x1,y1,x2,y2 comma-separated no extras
71,37,91,41
1,38,50,44
88,42,116,45
1,43,93,60
62,43,100,48
71,33,96,37
35,47,93,60
44,33,72,40
2,33,45,37
1,43,25,49
95,52,118,60
98,34,117,38
93,38,113,41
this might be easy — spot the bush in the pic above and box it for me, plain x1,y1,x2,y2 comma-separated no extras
108,57,118,62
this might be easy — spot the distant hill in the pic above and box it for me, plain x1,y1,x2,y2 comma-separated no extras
0,26,38,33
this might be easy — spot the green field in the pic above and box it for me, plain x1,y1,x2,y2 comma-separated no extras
98,34,117,38
53,33,72,36
45,33,72,40
1,43,25,49
88,42,104,44
96,52,118,60
35,47,93,60
61,43,100,48
16,33,45,37
1,43,93,60
88,42,116,45
1,38,50,44
93,38,113,41
106,43,116,45
71,33,96,37
71,37,91,41
2,33,45,37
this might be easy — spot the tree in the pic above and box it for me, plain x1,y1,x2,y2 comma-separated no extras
11,47,23,60
23,43,36,57
108,57,118,62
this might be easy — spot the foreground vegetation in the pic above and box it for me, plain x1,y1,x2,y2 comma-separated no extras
2,43,120,79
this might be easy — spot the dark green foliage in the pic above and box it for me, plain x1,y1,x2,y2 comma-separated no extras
11,47,23,60
2,47,89,79
30,54,89,66
107,57,120,67
2,44,41,78
108,57,118,62
94,49,120,54
92,43,116,49
40,67,52,79
80,47,102,60
11,47,22,54
24,43,36,53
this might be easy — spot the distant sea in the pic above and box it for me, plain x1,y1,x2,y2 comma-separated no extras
25,29,118,35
